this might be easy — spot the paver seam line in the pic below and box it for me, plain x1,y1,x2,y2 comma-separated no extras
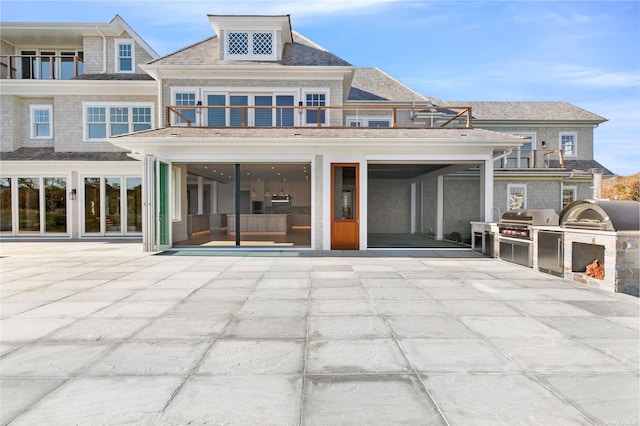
361,257,451,426
453,306,604,425
501,302,640,374
390,270,600,426
297,261,313,426
158,256,265,416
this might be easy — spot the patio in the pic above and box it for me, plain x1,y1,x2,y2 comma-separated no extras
1,242,638,425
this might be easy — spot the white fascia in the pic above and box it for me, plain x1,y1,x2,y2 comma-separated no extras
139,64,353,81
0,80,157,96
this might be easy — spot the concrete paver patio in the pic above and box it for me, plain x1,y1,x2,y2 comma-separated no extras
1,241,638,425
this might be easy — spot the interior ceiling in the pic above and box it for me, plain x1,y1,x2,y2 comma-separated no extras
185,163,470,183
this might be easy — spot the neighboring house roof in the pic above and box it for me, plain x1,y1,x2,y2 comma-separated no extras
549,159,615,176
0,148,136,161
348,68,429,102
72,74,155,81
451,101,607,122
147,31,351,67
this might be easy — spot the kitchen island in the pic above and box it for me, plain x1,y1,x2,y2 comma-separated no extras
227,214,291,234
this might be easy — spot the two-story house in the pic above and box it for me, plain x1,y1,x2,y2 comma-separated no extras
0,14,612,252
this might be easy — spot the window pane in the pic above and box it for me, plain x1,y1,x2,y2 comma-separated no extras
18,178,40,233
0,177,12,233
254,95,272,127
88,107,106,139
105,178,121,232
132,107,151,131
175,93,196,125
275,95,294,127
207,95,226,126
110,123,129,136
508,186,526,210
333,166,356,220
252,32,273,55
133,123,151,132
35,123,50,137
126,177,142,233
40,52,54,79
89,124,107,139
44,177,66,233
228,32,248,55
60,53,75,79
84,177,101,233
368,120,390,128
230,95,248,127
118,43,133,71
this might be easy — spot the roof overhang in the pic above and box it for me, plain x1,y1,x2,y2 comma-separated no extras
474,119,607,127
207,15,293,44
110,127,525,159
0,79,157,96
0,15,158,58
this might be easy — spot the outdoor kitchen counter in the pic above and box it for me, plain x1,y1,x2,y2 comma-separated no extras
227,214,290,234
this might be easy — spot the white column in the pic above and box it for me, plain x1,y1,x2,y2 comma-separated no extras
436,175,444,240
480,159,494,221
197,176,204,215
410,182,417,234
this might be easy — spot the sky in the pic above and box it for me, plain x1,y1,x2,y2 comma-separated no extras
2,0,639,176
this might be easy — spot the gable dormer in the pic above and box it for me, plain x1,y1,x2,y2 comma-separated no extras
207,15,293,61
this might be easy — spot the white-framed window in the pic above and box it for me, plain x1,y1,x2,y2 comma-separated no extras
561,185,577,209
172,89,199,126
505,133,535,168
171,166,181,222
346,116,391,128
304,91,329,126
81,175,142,235
507,184,527,210
83,103,154,141
560,132,577,157
115,39,135,73
225,30,276,60
30,105,53,139
200,90,297,127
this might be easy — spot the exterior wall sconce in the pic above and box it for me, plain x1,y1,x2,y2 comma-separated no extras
70,188,77,200
541,140,547,148
196,100,202,114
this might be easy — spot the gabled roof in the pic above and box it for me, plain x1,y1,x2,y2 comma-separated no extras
147,31,350,67
451,101,607,122
347,68,430,102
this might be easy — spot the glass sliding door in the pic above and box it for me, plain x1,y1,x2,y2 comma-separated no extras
230,95,248,127
18,178,40,233
84,177,101,233
105,178,122,232
207,94,226,126
254,95,272,127
0,178,11,233
275,95,294,126
126,177,142,233
44,177,66,233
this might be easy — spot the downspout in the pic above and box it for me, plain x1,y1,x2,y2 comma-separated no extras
96,25,107,74
492,149,513,163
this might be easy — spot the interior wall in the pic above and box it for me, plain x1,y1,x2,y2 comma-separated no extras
421,177,437,236
443,175,481,242
367,179,411,233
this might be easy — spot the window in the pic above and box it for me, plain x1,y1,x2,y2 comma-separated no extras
84,103,153,140
115,40,134,72
305,93,327,125
560,132,577,157
507,184,527,210
30,105,52,139
225,31,275,60
505,133,535,168
82,176,142,235
201,92,296,127
174,92,197,126
562,185,577,209
346,117,391,128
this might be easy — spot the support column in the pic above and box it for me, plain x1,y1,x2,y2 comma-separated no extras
480,159,494,221
436,175,444,240
197,176,204,215
235,164,241,246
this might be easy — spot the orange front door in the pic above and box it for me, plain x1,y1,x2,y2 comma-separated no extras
331,163,359,250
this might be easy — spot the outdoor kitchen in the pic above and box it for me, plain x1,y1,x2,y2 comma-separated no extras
471,199,640,297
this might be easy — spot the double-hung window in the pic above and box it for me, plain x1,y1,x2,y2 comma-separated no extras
30,105,53,139
115,39,134,72
507,184,527,210
562,185,577,209
560,132,577,157
174,92,197,126
84,103,153,140
305,93,327,125
346,116,390,128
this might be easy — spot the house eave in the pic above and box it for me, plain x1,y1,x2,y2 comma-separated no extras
0,79,157,96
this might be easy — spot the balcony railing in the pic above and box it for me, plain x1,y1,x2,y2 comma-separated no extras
165,104,473,128
1,54,84,80
497,149,564,169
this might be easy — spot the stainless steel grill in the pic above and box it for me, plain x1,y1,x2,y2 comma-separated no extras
498,208,559,240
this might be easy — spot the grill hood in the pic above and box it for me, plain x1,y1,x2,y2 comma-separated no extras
500,209,559,226
560,199,640,231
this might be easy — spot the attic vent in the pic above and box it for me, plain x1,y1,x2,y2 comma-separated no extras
225,30,276,60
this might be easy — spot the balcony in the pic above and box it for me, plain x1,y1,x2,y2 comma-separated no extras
165,104,473,128
1,54,84,80
497,149,565,169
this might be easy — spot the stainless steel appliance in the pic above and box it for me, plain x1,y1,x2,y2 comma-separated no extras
498,209,559,268
538,230,563,277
